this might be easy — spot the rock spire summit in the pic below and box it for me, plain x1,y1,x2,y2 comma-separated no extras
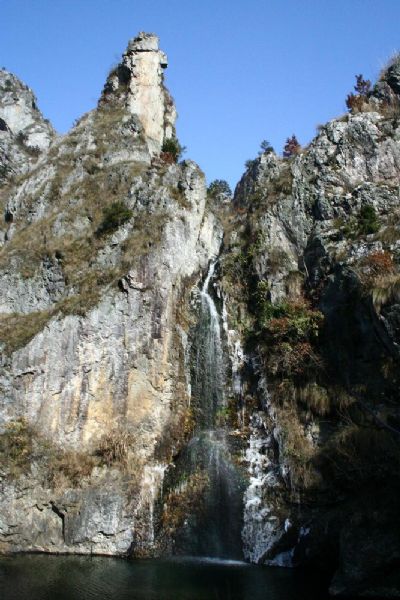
101,31,176,155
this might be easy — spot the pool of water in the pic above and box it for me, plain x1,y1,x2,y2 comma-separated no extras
0,554,332,600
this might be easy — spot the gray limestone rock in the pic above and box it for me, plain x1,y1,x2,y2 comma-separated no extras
224,59,400,599
0,34,222,557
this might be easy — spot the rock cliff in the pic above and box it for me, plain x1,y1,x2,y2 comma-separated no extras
0,32,221,556
101,32,176,156
1,32,400,599
221,61,400,597
0,69,55,191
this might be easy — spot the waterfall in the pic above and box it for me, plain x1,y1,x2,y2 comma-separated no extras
193,260,225,427
169,260,244,559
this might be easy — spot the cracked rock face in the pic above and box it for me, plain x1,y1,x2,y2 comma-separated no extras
0,34,221,556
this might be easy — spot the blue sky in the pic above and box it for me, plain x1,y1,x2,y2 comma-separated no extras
1,0,399,188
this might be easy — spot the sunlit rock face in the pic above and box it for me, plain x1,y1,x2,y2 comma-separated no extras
0,33,221,556
0,69,55,150
101,32,177,155
0,70,56,189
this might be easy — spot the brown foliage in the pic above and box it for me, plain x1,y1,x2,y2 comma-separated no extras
160,151,176,164
267,340,323,378
47,450,95,488
360,250,395,279
257,298,324,378
0,418,33,476
275,404,319,491
283,135,301,158
346,74,372,113
346,93,365,112
0,418,95,486
357,251,400,311
95,427,136,468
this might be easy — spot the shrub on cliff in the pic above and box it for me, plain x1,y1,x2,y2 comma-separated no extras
15,131,41,157
0,418,95,485
358,251,400,311
354,74,372,96
358,204,379,235
207,179,232,199
96,201,133,236
283,135,301,158
259,139,274,154
161,137,186,163
244,158,256,170
96,428,135,466
255,298,324,378
346,74,372,113
335,205,380,239
359,251,395,281
0,418,33,477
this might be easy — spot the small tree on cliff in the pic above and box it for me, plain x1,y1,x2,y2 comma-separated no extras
259,139,274,154
346,74,371,112
207,179,232,199
161,137,186,163
96,201,133,236
354,74,371,96
283,135,301,158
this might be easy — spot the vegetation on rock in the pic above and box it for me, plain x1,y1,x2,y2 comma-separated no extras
283,134,301,157
96,201,133,236
358,204,380,234
207,179,232,198
255,297,324,378
161,136,186,162
259,139,274,153
0,418,95,485
346,74,372,112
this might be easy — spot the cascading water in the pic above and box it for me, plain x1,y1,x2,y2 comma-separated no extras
169,261,245,559
193,261,225,428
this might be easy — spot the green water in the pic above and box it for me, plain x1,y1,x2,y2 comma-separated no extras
0,554,331,600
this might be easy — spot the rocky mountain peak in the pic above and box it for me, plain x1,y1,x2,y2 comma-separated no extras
385,55,400,94
1,32,400,599
371,54,400,102
101,31,176,156
0,69,56,185
126,31,164,55
0,69,55,151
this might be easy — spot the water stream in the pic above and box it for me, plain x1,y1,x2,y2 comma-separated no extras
193,260,225,428
171,261,244,558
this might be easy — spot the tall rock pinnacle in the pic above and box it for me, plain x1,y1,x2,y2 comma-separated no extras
101,32,177,156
